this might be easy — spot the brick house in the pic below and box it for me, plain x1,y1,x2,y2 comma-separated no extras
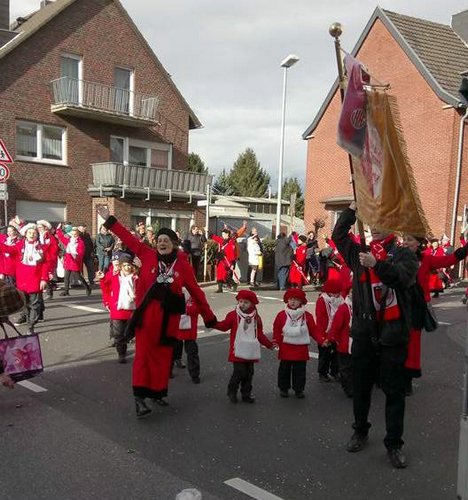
303,7,468,244
0,0,211,234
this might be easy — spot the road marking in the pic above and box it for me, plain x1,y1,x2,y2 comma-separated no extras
224,478,284,500
17,380,48,392
65,305,106,313
438,321,451,326
309,351,319,359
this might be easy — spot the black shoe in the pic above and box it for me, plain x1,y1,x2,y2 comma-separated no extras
432,292,439,298
59,292,70,297
175,359,186,369
387,448,408,469
346,432,368,453
135,397,151,417
319,374,331,383
215,288,223,293
14,318,27,326
118,354,127,364
295,391,305,399
231,284,238,292
279,390,289,398
242,395,255,404
462,297,467,304
227,392,238,403
37,316,44,322
405,379,413,397
192,376,201,384
86,288,92,296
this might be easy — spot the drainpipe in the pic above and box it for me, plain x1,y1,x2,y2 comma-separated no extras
450,106,468,246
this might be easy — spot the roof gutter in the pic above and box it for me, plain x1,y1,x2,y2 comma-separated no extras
450,104,468,244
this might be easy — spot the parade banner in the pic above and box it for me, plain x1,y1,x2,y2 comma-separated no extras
352,89,431,237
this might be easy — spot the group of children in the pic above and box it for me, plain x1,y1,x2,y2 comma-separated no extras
98,250,354,402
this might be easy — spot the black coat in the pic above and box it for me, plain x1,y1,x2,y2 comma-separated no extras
275,235,293,268
332,208,418,346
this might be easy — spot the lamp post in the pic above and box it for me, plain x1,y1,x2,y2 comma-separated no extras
275,54,299,238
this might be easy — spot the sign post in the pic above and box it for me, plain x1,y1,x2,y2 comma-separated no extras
0,140,13,226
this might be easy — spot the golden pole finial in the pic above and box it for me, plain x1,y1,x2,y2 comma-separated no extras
329,22,343,39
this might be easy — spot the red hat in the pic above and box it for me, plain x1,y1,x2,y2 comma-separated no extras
236,290,259,305
321,279,342,294
283,288,307,305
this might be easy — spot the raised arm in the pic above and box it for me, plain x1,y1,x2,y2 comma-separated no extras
331,206,361,272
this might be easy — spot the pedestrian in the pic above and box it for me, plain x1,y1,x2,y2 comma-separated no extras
183,225,207,279
4,223,48,333
213,290,274,403
275,232,294,290
247,228,263,289
402,234,468,395
100,252,122,347
332,201,418,469
328,284,353,397
428,239,445,298
273,288,326,399
144,226,157,248
306,231,319,284
97,252,138,364
289,235,308,289
0,225,21,285
56,225,91,297
315,279,342,382
95,224,114,273
78,225,96,286
210,222,247,293
97,206,216,418
175,288,202,384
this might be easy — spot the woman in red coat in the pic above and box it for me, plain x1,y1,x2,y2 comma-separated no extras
2,223,48,333
210,222,247,293
0,225,21,285
403,234,468,394
273,288,326,399
98,206,216,417
288,235,308,288
56,225,91,297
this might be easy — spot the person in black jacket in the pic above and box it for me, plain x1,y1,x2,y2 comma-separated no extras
332,202,418,469
79,225,96,286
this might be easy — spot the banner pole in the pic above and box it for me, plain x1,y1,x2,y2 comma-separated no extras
329,23,366,247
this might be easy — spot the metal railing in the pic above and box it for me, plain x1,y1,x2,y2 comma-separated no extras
91,162,212,195
51,77,159,121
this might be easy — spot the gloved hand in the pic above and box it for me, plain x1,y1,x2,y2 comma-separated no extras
204,316,217,329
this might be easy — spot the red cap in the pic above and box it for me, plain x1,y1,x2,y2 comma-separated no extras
321,279,342,294
236,289,259,305
283,288,307,305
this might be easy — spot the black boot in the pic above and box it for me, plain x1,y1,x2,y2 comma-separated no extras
135,397,152,417
215,282,223,293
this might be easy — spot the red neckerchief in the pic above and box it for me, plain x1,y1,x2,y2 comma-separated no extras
369,234,395,261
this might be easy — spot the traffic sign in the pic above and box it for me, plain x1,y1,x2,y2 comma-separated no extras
0,163,10,182
0,139,13,163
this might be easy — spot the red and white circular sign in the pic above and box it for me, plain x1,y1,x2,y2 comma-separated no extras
0,162,10,182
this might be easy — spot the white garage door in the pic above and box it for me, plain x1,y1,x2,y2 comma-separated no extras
16,200,67,224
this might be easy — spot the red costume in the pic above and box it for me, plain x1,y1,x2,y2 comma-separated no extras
210,226,246,283
0,233,19,281
289,244,307,286
428,246,446,293
328,299,352,354
56,229,85,271
105,218,215,399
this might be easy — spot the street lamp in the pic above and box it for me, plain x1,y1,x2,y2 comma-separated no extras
276,54,299,238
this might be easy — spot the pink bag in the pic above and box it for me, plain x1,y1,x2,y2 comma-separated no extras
0,321,43,381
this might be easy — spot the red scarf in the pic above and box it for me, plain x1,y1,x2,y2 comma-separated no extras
361,235,400,321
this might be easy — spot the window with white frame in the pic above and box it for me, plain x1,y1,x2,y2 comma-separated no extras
110,136,171,169
16,121,66,164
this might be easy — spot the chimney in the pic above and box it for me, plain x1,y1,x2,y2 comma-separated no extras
452,10,468,44
0,0,9,31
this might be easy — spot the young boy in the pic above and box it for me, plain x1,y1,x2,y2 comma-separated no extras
273,288,327,398
98,253,137,363
315,279,343,382
213,290,273,403
328,285,353,397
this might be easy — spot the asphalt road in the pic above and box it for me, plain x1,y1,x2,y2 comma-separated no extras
1,282,467,500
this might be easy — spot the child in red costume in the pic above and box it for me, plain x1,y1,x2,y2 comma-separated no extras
315,279,343,382
289,235,308,289
273,288,326,399
328,285,353,397
213,290,273,403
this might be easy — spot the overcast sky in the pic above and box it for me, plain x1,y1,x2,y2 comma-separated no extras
12,1,468,189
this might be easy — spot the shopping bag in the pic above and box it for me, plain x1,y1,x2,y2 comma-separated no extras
0,321,43,381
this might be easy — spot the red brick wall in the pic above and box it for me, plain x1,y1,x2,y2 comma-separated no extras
304,18,465,241
0,0,194,228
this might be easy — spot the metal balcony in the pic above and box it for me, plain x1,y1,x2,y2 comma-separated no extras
88,162,212,200
50,77,160,127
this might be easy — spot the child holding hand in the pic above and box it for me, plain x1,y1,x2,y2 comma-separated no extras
273,288,327,398
213,290,273,403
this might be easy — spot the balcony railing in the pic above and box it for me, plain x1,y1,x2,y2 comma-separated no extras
90,162,212,198
50,77,159,126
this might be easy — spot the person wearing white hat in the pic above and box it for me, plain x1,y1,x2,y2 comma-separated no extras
0,223,48,333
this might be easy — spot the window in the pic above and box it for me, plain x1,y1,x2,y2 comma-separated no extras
16,200,66,225
110,136,171,169
60,53,82,105
114,67,134,114
16,121,66,164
